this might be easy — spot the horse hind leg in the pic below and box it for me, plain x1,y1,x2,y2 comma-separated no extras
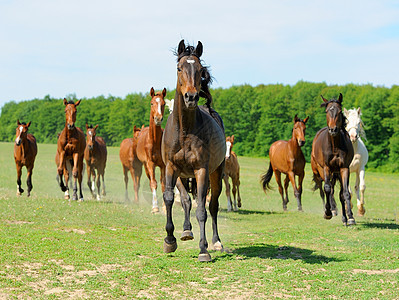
357,169,366,216
26,167,33,197
209,163,225,254
96,169,101,201
16,165,24,195
231,177,238,211
223,174,233,212
283,175,290,211
274,170,286,211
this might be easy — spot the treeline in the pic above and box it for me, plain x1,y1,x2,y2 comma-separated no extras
1,81,398,171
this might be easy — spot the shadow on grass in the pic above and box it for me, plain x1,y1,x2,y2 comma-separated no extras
219,208,281,215
228,243,342,264
360,222,399,230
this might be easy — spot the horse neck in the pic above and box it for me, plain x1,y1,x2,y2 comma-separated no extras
149,114,163,145
174,92,197,136
16,137,28,157
289,132,300,153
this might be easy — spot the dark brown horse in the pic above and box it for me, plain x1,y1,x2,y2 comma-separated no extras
261,115,309,211
161,40,226,262
224,135,242,211
311,93,355,225
14,120,38,197
133,87,166,213
56,99,86,201
84,124,107,201
119,125,143,202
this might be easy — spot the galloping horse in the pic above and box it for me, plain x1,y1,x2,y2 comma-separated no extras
56,99,86,201
224,135,242,211
131,87,167,213
119,125,143,202
261,115,309,211
311,93,355,225
161,40,226,262
344,107,368,216
14,120,37,197
84,124,107,200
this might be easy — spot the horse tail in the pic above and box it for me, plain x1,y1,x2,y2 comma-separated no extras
260,162,273,192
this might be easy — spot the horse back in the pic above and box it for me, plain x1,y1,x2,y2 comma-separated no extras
225,151,240,178
119,138,134,167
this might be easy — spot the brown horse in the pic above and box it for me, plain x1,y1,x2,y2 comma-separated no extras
84,124,107,201
119,125,143,202
311,93,355,225
14,120,38,197
261,115,309,211
133,87,166,213
161,40,226,262
56,99,86,201
224,135,242,211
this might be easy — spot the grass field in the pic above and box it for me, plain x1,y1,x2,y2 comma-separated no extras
0,142,398,299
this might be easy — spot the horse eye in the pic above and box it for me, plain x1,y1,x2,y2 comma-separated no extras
177,67,182,72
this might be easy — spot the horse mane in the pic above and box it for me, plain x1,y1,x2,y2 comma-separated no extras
66,100,76,105
174,43,214,109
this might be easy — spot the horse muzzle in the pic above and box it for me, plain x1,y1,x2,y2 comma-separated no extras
67,123,75,130
184,92,199,110
298,140,305,147
154,117,163,126
15,139,21,146
328,127,339,136
88,145,94,150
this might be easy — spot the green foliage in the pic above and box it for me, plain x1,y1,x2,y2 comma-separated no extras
1,82,399,171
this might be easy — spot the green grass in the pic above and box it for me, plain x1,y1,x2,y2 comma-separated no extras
0,142,398,298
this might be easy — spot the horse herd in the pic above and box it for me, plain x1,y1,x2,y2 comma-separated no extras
12,40,369,261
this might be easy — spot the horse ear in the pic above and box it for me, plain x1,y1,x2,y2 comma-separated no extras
231,135,235,144
63,98,68,106
150,87,155,98
27,121,31,127
357,107,362,115
86,123,89,130
178,39,185,56
294,114,299,122
338,93,343,104
95,124,99,130
162,88,167,98
17,119,21,125
321,95,328,103
303,116,309,124
196,41,203,57
75,100,81,107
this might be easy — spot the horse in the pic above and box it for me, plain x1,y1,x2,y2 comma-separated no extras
14,120,38,197
84,124,107,201
343,107,368,216
224,135,242,211
56,99,86,201
311,93,355,226
131,87,167,213
161,40,226,262
261,115,309,211
119,125,143,202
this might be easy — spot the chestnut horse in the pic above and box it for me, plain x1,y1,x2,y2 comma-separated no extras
56,99,86,201
161,40,226,262
224,135,242,211
261,115,309,211
119,125,143,202
14,120,37,197
133,87,166,213
84,124,107,200
311,93,355,225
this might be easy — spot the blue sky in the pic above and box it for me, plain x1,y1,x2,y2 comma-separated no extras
1,0,399,108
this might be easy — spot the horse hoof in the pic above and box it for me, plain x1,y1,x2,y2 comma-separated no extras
238,201,242,208
163,241,177,253
61,186,67,192
64,195,70,200
213,241,223,251
298,207,303,212
358,208,365,216
180,230,194,241
332,210,338,217
96,195,101,201
324,213,332,220
347,218,356,226
152,207,160,214
198,253,212,262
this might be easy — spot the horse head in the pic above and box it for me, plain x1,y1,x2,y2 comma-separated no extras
321,93,344,137
64,98,81,130
225,135,235,159
344,107,364,142
85,123,98,150
15,120,31,146
293,115,309,147
176,40,212,110
150,87,166,126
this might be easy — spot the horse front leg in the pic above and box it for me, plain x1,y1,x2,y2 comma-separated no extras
231,175,238,211
274,170,286,211
26,166,33,197
195,167,211,262
341,168,355,226
223,173,233,212
323,167,333,220
71,153,79,201
86,164,94,199
95,168,101,201
145,162,159,213
163,163,178,253
78,158,84,201
177,178,193,241
358,168,366,216
16,164,24,195
57,151,67,193
296,171,304,211
209,163,224,253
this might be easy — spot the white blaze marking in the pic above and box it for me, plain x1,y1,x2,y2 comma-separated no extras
187,59,195,64
156,98,162,115
226,141,232,158
88,131,93,136
19,126,23,132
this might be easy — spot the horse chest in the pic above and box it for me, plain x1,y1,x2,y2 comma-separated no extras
328,152,345,170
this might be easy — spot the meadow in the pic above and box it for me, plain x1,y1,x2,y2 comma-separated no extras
0,142,398,299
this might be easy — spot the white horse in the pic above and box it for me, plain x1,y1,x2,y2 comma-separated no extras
344,107,369,216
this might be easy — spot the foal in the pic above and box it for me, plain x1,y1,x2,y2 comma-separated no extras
14,120,37,197
261,115,309,211
84,124,107,200
224,135,242,211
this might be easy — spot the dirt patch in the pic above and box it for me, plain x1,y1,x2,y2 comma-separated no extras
352,268,399,275
4,220,34,225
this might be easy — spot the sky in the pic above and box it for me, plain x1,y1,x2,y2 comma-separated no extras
1,0,399,109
